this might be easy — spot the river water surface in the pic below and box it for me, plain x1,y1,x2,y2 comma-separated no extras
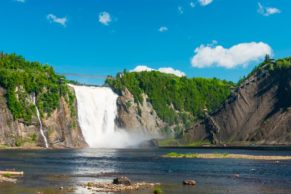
0,148,291,194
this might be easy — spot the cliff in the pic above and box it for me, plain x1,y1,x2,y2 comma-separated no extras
115,88,165,137
0,86,86,148
0,53,86,148
184,59,291,145
107,70,234,138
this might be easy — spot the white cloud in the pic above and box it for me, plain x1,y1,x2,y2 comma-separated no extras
158,68,186,77
191,42,272,68
132,65,153,72
47,14,67,27
131,66,186,77
198,0,213,6
190,2,196,8
178,6,184,14
258,3,281,16
99,11,111,26
158,26,168,32
15,0,25,3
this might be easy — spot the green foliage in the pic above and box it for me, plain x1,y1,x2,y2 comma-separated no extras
0,144,9,149
238,56,291,84
31,133,37,142
15,137,23,147
125,100,132,109
2,173,12,178
163,152,230,158
158,138,180,147
157,138,210,147
106,71,234,126
0,53,76,122
153,188,163,194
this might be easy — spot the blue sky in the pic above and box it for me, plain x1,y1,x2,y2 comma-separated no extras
0,0,290,85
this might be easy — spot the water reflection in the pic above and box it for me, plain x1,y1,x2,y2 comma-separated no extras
0,148,291,194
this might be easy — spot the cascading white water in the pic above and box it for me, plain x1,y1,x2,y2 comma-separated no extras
32,94,49,148
71,85,148,148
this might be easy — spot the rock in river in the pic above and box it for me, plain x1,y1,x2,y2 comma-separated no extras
113,176,132,186
183,180,196,186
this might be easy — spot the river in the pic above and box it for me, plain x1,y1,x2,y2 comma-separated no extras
0,148,291,194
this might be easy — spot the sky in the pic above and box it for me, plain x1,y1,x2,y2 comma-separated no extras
0,0,290,85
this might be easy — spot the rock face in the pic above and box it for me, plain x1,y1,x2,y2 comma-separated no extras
0,87,87,148
115,88,165,137
185,67,291,145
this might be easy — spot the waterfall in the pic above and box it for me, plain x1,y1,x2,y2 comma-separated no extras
32,94,49,148
71,85,148,148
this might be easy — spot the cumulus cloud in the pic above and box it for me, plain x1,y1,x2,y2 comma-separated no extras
158,26,168,32
15,0,25,3
99,11,111,25
198,0,213,6
131,66,186,77
190,2,196,8
178,6,184,14
132,65,153,72
158,68,186,77
47,14,67,27
191,42,272,68
258,3,281,16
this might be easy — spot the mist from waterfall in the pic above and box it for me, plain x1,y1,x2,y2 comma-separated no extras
71,85,149,148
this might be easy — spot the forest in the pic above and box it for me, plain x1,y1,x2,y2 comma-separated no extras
106,70,235,128
0,53,75,122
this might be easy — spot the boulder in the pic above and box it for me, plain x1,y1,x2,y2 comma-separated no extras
183,180,196,186
0,175,17,183
112,177,132,186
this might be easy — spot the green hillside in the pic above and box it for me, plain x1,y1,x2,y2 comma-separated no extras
0,53,75,122
106,70,235,129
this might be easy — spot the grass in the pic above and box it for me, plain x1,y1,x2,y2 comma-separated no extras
164,152,229,158
157,139,210,147
2,173,12,178
153,188,163,194
158,138,180,147
0,144,9,149
184,140,211,147
163,152,291,160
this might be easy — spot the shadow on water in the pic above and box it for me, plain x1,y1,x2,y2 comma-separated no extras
0,148,291,194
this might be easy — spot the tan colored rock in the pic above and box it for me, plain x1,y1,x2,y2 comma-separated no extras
185,68,291,145
82,181,159,192
183,180,196,186
116,88,165,137
0,86,87,148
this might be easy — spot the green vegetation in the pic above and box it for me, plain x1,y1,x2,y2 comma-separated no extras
106,71,234,128
157,138,210,147
86,182,94,187
164,152,199,158
31,133,37,142
0,144,9,149
183,140,211,147
163,152,291,160
239,55,291,84
153,188,163,194
2,173,12,178
158,138,180,147
163,152,229,158
15,137,23,147
0,53,76,122
14,133,40,147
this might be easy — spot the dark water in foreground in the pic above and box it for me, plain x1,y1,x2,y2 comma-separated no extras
0,148,291,194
